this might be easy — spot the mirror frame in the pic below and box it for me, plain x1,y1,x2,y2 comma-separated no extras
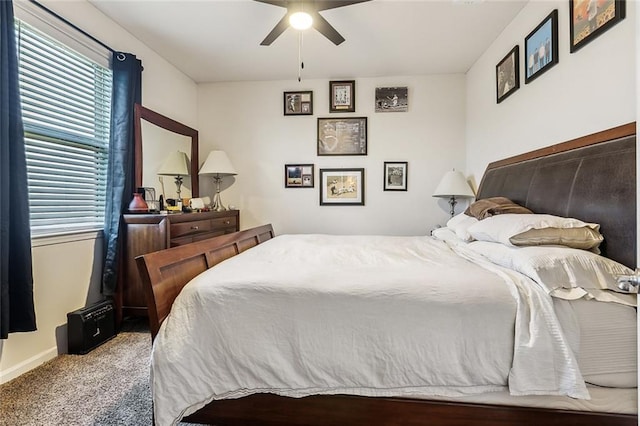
134,103,199,198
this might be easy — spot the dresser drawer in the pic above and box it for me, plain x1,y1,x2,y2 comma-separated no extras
170,219,212,238
211,215,237,229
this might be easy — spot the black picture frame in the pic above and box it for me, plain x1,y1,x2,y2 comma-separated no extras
317,117,367,156
329,80,355,113
524,9,559,84
284,164,314,188
496,46,520,104
570,0,625,53
319,168,365,206
383,162,408,191
375,87,408,112
284,91,313,116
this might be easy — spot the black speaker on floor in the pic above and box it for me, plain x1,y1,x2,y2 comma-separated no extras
67,300,116,355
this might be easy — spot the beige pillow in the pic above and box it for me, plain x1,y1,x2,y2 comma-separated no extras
465,197,532,220
509,227,604,251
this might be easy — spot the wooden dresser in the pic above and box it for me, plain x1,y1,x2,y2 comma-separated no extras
117,210,239,319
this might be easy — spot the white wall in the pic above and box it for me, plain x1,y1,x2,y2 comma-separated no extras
197,75,467,236
0,0,198,383
466,0,636,183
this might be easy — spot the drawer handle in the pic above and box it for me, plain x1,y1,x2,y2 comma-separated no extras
224,220,230,224
191,225,199,230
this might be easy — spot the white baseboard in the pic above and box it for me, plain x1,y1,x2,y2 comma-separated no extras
0,347,58,385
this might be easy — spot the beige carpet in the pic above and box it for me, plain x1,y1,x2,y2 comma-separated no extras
0,319,200,426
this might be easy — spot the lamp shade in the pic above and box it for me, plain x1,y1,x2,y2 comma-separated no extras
199,150,237,176
432,170,475,198
158,151,191,176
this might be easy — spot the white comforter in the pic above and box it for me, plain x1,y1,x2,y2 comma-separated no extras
151,234,589,425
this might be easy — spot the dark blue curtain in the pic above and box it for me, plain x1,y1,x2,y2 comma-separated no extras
102,52,142,296
0,0,36,338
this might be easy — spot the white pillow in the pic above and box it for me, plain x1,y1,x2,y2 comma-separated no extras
467,241,633,295
431,227,468,246
467,214,600,247
446,212,478,242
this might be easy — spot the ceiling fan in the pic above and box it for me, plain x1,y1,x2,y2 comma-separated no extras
255,0,371,46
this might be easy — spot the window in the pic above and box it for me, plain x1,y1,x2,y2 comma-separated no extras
15,17,112,236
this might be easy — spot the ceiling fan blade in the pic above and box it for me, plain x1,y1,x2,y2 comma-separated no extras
260,15,290,46
314,0,371,12
312,12,345,45
253,0,288,8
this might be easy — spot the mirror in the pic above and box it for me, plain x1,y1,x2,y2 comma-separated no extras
134,104,199,203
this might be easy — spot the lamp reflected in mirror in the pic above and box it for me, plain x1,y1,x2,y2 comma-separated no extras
199,150,237,211
158,151,191,201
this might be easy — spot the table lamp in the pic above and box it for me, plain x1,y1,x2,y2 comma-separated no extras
432,169,475,217
157,151,191,200
199,150,237,211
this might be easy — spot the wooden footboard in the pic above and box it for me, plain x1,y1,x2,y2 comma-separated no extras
135,224,275,338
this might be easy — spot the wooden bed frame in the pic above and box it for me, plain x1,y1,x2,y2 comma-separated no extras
136,123,637,426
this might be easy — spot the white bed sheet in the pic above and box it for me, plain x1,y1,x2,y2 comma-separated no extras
151,234,589,426
554,298,637,388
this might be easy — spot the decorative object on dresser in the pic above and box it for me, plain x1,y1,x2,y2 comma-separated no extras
317,117,367,155
127,192,149,213
375,87,408,112
199,150,237,211
432,169,475,217
383,161,408,191
284,91,313,116
570,0,625,53
157,151,191,201
496,45,519,103
319,168,364,206
285,164,314,188
329,80,355,112
116,210,239,320
524,9,558,84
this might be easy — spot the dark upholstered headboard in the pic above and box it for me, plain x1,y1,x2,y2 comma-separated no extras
476,123,636,269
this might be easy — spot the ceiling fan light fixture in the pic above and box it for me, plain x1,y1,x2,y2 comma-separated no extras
289,11,313,30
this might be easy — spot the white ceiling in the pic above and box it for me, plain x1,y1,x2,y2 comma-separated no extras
88,0,527,83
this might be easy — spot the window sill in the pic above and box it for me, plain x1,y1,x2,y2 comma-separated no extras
31,229,103,247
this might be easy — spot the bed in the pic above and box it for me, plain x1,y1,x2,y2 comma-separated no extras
136,122,637,426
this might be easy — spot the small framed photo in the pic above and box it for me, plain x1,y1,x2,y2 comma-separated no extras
317,117,367,156
284,91,313,116
383,161,408,191
375,87,408,112
320,168,364,206
496,46,520,104
285,164,314,188
329,80,355,113
570,0,625,53
525,9,558,84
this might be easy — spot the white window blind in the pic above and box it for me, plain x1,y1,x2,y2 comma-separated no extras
15,19,113,236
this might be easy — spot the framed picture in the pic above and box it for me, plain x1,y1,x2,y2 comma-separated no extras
317,117,367,156
284,91,313,116
319,168,365,206
375,87,408,112
524,9,559,84
383,161,408,191
496,46,520,104
329,80,355,112
570,0,625,53
285,164,314,188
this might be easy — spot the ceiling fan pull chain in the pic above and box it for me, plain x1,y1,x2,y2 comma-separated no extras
298,32,303,82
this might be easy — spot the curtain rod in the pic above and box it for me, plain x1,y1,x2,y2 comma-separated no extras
29,0,115,54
